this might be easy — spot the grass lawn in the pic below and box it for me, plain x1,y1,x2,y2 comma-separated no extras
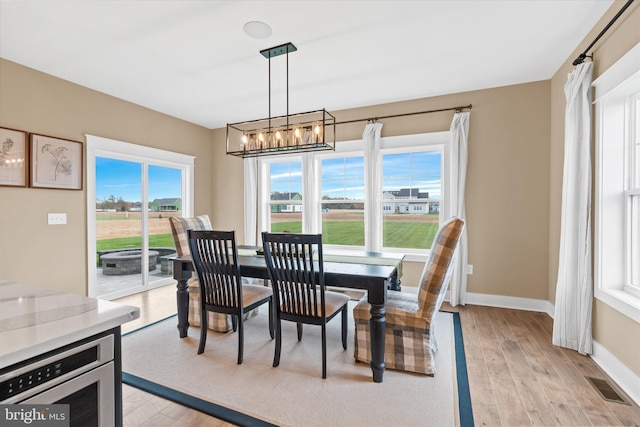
271,221,439,249
96,221,440,255
96,233,175,251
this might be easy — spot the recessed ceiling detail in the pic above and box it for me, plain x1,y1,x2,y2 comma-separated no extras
243,21,272,39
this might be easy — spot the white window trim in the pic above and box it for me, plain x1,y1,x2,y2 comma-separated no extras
592,42,640,323
85,134,195,298
256,131,451,262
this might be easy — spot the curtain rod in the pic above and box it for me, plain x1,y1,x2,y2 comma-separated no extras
334,104,472,126
573,0,635,66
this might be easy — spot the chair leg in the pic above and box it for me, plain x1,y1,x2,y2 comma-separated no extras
268,299,275,339
321,323,327,379
273,317,282,368
341,305,347,350
297,322,303,341
237,317,244,364
197,309,208,354
232,315,238,332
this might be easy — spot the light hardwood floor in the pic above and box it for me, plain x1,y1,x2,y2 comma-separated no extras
115,285,640,426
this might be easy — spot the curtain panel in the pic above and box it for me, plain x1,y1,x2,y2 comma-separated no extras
552,61,594,355
363,122,383,252
244,158,258,246
449,112,469,306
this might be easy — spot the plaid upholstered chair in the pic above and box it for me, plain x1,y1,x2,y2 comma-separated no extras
169,215,237,333
353,217,465,375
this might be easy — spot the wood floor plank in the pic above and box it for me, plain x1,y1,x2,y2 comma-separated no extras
139,413,176,427
491,307,560,426
472,305,531,426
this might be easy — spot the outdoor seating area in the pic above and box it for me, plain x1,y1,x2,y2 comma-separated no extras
98,247,177,276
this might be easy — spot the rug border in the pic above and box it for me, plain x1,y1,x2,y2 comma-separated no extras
452,311,475,427
122,311,474,427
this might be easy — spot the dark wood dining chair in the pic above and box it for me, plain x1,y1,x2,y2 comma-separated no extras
188,229,274,364
262,232,350,379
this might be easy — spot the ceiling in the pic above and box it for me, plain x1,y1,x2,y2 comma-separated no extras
0,1,614,129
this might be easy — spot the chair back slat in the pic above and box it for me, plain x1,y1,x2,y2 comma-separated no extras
189,230,242,309
262,233,324,318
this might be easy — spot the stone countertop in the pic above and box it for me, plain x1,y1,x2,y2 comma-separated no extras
0,279,140,369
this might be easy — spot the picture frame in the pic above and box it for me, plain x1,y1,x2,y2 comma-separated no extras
30,133,83,190
0,127,29,187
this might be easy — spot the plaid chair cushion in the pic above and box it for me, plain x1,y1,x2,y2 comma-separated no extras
353,217,465,375
169,215,212,257
417,218,465,322
188,278,258,332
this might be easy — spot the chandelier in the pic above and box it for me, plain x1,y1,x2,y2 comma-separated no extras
226,42,335,158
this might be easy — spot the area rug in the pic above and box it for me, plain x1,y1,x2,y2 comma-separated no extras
122,304,472,426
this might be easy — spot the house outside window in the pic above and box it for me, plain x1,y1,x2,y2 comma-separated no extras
593,42,640,322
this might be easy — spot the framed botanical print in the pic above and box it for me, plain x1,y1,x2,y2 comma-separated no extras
30,133,83,190
0,127,29,187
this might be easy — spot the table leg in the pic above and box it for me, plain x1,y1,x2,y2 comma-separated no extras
176,277,190,338
369,303,386,383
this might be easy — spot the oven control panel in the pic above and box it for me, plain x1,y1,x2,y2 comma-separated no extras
0,347,97,400
0,334,113,404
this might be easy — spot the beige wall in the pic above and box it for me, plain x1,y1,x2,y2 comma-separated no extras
212,81,552,301
548,2,640,376
0,59,213,295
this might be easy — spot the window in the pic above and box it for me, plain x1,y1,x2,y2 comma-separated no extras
629,92,640,292
593,42,640,322
321,156,365,246
256,131,451,257
268,160,302,233
382,150,441,250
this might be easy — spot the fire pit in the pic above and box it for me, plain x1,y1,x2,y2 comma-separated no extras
101,250,159,275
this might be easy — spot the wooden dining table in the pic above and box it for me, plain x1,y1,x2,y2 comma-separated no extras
172,247,403,383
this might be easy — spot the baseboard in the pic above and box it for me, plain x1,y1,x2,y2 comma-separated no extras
591,340,640,406
445,290,553,314
444,291,639,406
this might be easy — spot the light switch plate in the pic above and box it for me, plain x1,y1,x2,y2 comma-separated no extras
48,213,67,225
467,264,473,275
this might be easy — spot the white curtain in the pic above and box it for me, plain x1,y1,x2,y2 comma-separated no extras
553,61,593,355
363,122,383,252
449,112,469,306
302,152,321,234
243,158,258,246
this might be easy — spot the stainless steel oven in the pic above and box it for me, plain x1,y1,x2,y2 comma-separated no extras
1,334,116,426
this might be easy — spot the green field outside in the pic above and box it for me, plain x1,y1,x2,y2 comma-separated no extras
271,221,439,249
96,233,175,252
96,222,439,252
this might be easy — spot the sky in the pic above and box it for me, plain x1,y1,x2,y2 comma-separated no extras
96,157,182,203
96,151,441,203
270,151,442,200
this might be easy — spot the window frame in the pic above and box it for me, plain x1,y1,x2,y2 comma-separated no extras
593,42,640,322
256,131,451,260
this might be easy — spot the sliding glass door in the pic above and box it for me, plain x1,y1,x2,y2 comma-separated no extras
87,135,194,299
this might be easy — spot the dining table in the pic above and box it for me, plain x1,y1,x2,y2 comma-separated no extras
172,247,403,383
